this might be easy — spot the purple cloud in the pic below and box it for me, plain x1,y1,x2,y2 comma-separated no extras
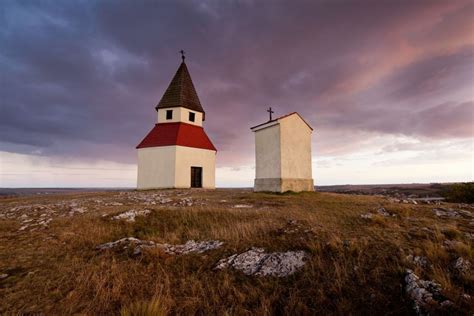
0,0,472,166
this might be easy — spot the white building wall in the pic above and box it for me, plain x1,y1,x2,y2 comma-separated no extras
279,115,313,179
254,124,281,179
253,113,313,192
137,146,176,189
157,107,203,126
137,145,216,189
175,146,216,188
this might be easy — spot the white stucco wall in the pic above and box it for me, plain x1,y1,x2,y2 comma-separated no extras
175,146,216,188
254,124,281,179
137,146,176,189
157,107,203,126
253,113,313,191
137,145,215,189
279,115,312,179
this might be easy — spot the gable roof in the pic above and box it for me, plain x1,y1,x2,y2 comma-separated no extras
136,122,216,151
156,62,205,119
250,112,313,131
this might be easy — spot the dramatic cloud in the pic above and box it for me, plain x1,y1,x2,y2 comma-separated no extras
0,0,472,186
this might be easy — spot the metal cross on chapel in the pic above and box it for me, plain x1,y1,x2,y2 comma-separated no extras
267,107,274,121
180,50,185,62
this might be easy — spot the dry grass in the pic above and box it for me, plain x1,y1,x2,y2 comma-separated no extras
0,189,473,314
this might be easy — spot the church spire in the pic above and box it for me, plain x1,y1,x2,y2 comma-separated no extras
155,52,205,119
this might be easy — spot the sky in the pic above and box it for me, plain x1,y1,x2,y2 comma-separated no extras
0,0,473,188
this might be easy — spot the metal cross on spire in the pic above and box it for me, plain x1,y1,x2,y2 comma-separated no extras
267,107,274,121
179,50,185,62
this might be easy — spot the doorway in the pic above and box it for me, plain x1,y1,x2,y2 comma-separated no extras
190,167,202,188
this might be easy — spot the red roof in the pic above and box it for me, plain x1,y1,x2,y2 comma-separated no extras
136,122,217,151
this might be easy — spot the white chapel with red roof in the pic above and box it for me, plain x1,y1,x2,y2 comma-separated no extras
136,54,216,189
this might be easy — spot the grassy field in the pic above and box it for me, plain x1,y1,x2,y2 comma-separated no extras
0,189,473,315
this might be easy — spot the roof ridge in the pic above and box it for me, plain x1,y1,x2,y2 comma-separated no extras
250,112,313,131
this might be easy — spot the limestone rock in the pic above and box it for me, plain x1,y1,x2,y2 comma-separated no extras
233,204,253,208
69,207,87,216
96,238,223,256
404,269,451,314
454,257,471,273
112,209,151,222
96,237,156,255
215,247,307,277
432,208,460,218
159,240,224,255
377,207,390,216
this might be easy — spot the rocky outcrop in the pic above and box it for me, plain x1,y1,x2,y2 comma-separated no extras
406,255,429,268
453,257,471,274
160,240,224,255
377,207,390,216
215,247,307,277
111,209,151,222
432,208,461,218
96,237,156,255
404,269,452,314
96,238,223,256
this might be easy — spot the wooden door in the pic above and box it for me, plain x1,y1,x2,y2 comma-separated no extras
190,167,202,188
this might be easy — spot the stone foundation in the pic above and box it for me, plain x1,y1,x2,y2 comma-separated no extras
254,178,314,193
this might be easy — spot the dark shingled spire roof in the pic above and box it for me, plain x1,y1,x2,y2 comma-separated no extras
155,62,205,119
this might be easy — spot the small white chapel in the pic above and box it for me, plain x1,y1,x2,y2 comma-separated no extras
136,52,217,189
251,110,314,192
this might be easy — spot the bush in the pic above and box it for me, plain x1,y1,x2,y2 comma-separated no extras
442,183,474,203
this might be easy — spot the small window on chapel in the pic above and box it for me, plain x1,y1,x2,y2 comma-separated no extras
189,112,195,122
166,110,173,120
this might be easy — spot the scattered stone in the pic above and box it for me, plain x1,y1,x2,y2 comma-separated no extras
96,237,156,255
453,257,471,273
18,225,29,231
38,218,52,226
173,197,194,207
360,213,373,219
456,209,473,217
97,238,223,256
0,273,8,280
159,240,223,255
69,207,87,216
432,208,460,218
405,269,451,314
377,207,390,217
215,247,307,277
107,202,123,206
233,204,253,208
112,209,151,222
